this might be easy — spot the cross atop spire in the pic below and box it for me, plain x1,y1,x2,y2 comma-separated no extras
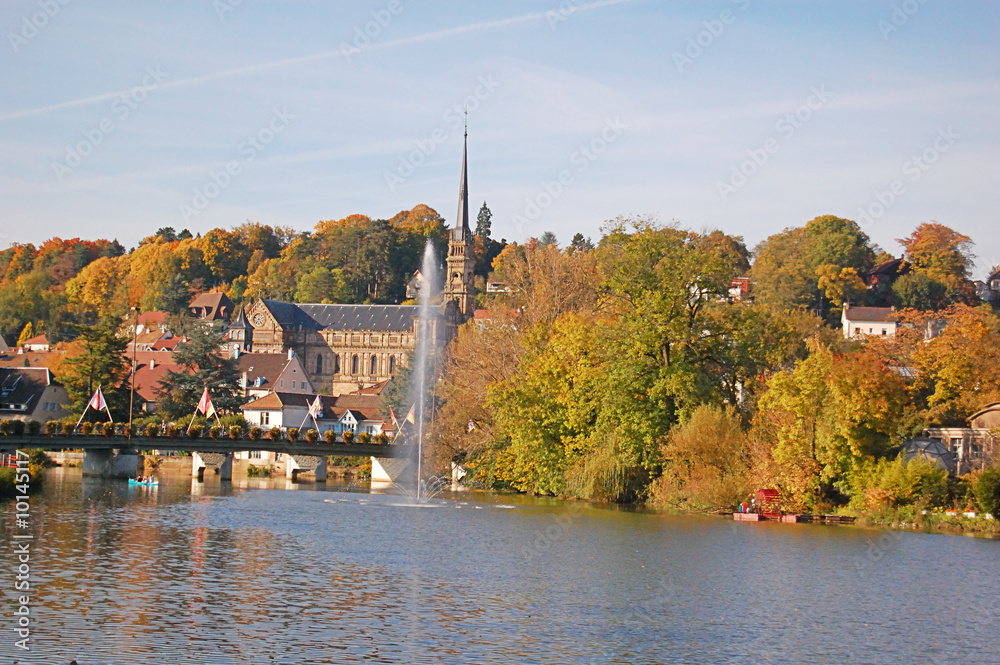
454,119,470,237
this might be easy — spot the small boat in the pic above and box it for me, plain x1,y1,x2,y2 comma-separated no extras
128,478,159,486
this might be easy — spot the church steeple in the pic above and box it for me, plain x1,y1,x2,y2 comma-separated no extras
445,117,476,319
454,116,471,239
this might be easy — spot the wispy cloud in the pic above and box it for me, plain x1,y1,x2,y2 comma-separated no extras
0,0,634,123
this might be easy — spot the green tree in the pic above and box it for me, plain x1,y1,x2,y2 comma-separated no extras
475,201,492,241
750,215,877,316
892,272,949,311
538,231,558,248
568,233,594,253
156,327,242,419
59,319,131,418
155,273,193,314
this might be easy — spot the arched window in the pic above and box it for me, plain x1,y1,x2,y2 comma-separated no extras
315,354,323,375
370,355,378,375
389,356,396,375
351,355,359,375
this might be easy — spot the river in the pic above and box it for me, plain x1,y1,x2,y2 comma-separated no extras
2,467,998,664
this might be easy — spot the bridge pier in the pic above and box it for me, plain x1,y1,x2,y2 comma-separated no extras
371,457,411,483
192,452,233,481
285,455,326,482
82,448,142,479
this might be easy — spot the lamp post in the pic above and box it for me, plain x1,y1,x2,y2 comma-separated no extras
128,306,138,439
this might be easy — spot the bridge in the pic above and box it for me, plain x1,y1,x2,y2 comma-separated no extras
0,434,410,482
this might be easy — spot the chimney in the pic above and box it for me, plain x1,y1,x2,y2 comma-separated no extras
287,348,294,360
149,359,155,369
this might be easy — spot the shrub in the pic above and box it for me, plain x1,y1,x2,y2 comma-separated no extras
122,423,138,437
80,422,94,435
0,420,10,435
305,429,318,443
9,420,25,436
228,425,242,440
27,420,41,435
862,455,949,511
341,430,354,445
357,432,372,445
26,449,51,467
287,427,299,442
102,422,115,437
209,425,224,440
375,433,390,445
324,429,336,444
268,427,281,441
145,423,159,438
62,422,75,436
167,424,180,439
973,467,1000,516
648,405,752,510
248,426,262,441
188,425,204,439
44,421,59,436
247,464,273,478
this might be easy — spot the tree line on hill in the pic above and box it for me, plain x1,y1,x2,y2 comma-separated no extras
431,215,1000,522
0,203,509,348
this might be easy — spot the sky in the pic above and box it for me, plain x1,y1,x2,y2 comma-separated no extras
1,0,998,277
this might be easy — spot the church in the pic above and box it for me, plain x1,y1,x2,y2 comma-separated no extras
227,131,477,395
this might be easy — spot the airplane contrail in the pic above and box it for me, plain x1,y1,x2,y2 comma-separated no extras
0,0,633,123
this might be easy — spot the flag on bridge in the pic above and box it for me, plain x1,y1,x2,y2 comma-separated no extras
196,388,216,419
405,405,416,424
189,387,222,433
88,386,107,412
308,395,323,419
76,385,113,427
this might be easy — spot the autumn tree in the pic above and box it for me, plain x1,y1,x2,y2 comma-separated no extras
897,222,976,304
650,405,753,511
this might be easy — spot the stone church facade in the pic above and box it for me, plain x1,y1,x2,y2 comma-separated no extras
227,131,477,395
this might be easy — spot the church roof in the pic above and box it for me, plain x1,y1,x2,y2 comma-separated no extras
262,301,420,332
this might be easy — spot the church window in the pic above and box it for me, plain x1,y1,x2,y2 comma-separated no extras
351,355,359,374
370,355,378,375
315,355,323,374
389,356,396,375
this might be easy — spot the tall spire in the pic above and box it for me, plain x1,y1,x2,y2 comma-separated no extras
455,111,470,236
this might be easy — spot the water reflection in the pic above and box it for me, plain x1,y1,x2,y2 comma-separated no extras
2,468,998,664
